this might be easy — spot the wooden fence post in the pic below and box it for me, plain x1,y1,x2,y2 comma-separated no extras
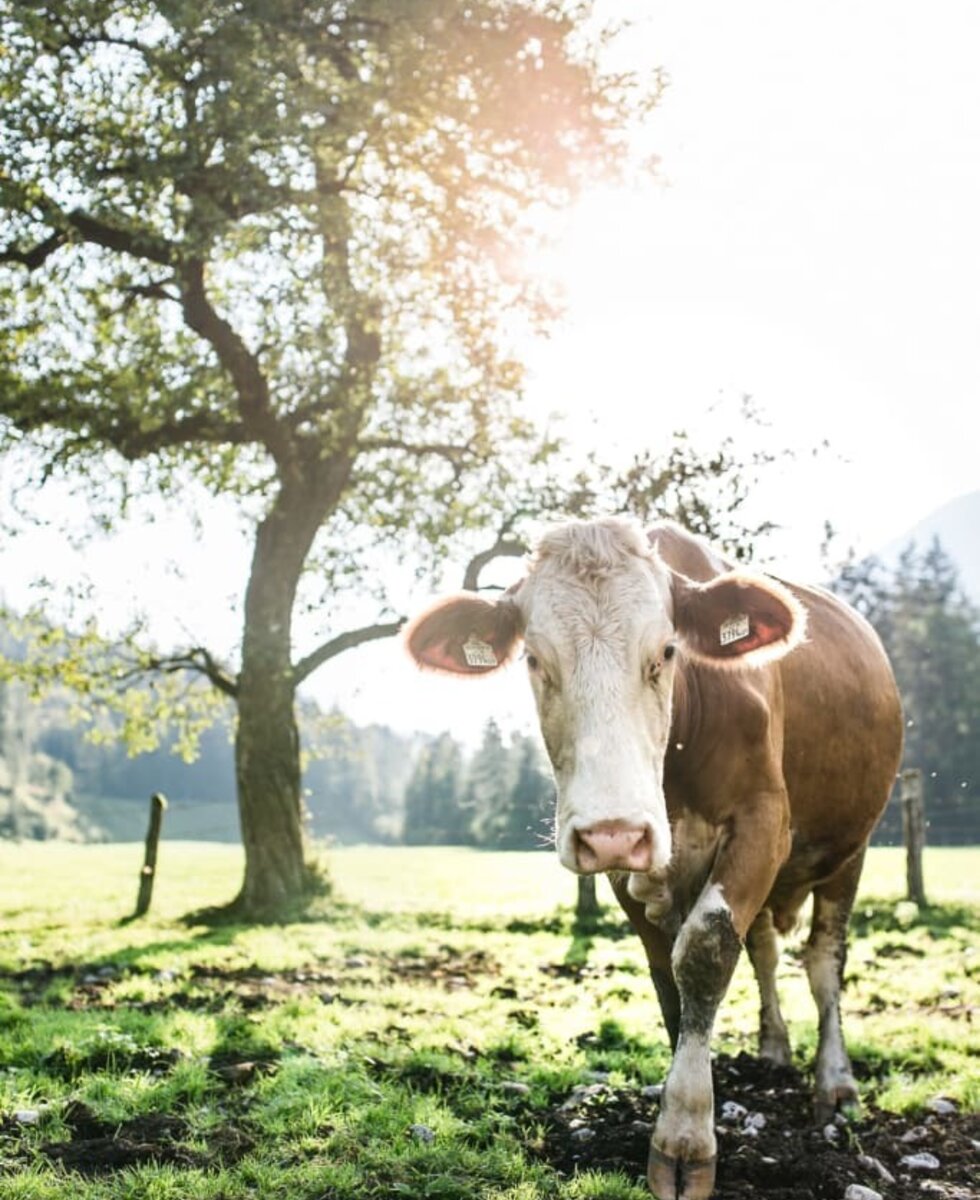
901,768,927,906
134,792,167,918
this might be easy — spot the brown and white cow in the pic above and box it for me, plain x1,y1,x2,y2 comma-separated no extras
405,517,903,1200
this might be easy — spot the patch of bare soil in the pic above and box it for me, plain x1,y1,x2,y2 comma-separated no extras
38,1101,253,1175
541,1053,979,1199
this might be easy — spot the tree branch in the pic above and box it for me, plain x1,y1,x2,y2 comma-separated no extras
292,618,406,687
1,396,251,460
0,230,67,270
67,209,177,267
462,535,527,592
138,647,239,698
178,259,288,463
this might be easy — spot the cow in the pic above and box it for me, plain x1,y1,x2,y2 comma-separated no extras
405,517,903,1200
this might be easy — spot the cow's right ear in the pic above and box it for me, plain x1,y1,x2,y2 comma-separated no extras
404,594,523,676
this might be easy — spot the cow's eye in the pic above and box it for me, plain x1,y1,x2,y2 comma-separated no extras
663,643,676,661
525,653,539,671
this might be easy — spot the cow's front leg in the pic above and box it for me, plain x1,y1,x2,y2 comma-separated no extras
648,884,741,1200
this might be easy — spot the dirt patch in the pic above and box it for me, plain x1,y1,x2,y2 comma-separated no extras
384,945,499,990
541,1052,979,1199
38,1100,253,1175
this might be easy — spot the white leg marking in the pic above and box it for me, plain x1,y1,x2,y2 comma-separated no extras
654,1034,716,1161
671,883,729,970
804,898,858,1110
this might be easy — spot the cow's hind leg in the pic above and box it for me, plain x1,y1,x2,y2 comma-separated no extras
746,908,792,1066
803,850,865,1121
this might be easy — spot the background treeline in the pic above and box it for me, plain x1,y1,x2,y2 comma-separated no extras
0,676,555,849
1,537,977,846
832,537,978,845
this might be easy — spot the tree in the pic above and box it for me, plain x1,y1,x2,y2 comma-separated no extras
498,732,552,849
0,1,646,915
464,718,512,846
402,732,468,845
833,538,980,843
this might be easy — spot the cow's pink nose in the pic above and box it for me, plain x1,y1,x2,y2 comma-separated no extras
574,820,654,873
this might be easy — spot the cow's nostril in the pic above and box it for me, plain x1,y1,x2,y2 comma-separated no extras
574,821,654,873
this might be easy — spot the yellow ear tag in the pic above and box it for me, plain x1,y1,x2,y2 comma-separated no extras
462,635,498,668
719,613,750,646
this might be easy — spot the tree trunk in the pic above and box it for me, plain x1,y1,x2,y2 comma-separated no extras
230,470,344,918
234,660,307,916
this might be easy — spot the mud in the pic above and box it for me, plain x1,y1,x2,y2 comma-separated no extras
541,1052,979,1199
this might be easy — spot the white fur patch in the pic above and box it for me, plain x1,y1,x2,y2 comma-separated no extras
654,1033,716,1160
672,883,730,970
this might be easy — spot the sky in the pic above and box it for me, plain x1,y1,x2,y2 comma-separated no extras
3,0,979,743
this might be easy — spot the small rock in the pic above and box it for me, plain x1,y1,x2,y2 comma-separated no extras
844,1186,882,1200
630,1119,653,1135
584,1069,610,1082
499,1081,530,1095
857,1154,896,1184
153,969,177,983
214,1061,258,1084
570,1126,596,1143
926,1096,957,1115
899,1152,940,1172
743,1112,766,1133
344,957,369,969
720,1100,748,1123
408,1123,435,1143
641,1083,664,1101
13,1109,40,1125
900,1125,929,1144
318,992,337,1005
823,1123,840,1143
96,965,119,979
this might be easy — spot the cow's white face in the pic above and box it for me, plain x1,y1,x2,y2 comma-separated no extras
404,517,806,877
515,530,677,874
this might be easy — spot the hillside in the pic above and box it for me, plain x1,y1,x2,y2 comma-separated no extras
882,489,980,602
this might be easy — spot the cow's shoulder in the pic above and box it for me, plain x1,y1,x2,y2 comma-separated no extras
647,521,733,582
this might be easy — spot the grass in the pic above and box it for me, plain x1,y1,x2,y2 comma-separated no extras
0,842,977,1198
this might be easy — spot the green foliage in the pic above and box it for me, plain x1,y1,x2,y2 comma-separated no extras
403,732,469,845
833,538,980,843
0,0,645,562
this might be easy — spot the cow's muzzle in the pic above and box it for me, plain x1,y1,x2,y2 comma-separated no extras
573,819,656,873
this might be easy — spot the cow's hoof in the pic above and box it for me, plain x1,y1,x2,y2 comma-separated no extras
759,1036,792,1067
647,1145,717,1200
814,1078,860,1125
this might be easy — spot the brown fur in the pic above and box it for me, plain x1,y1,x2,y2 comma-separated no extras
650,522,903,935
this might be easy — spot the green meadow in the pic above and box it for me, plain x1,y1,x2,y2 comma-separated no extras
0,842,977,1199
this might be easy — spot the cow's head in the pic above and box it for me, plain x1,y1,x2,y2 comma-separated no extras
405,518,805,876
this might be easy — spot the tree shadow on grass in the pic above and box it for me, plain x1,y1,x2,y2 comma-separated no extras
849,897,978,939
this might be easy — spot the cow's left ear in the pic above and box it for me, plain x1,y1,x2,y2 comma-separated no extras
671,570,807,669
